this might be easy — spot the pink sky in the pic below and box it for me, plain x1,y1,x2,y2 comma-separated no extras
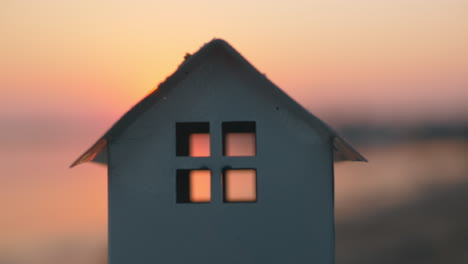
1,0,468,125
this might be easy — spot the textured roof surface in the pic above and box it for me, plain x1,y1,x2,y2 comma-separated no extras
71,39,366,168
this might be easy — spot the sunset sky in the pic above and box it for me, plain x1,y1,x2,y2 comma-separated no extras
1,0,468,251
2,0,468,125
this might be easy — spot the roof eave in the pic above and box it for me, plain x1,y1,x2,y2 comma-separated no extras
70,138,108,168
333,136,367,162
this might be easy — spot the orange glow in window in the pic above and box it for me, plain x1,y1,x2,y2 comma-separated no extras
225,133,256,156
224,169,257,202
189,133,210,157
190,170,211,202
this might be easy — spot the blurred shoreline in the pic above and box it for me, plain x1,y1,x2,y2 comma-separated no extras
336,121,468,147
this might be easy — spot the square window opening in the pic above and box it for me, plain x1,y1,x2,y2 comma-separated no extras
176,122,210,157
223,169,257,203
222,121,256,156
176,169,211,203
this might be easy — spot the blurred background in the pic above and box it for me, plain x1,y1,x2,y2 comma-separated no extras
1,0,467,263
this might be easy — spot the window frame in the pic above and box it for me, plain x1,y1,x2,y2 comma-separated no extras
175,121,257,204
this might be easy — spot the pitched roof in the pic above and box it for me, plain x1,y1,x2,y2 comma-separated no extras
71,39,366,168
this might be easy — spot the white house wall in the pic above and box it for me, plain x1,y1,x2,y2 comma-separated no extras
108,50,335,264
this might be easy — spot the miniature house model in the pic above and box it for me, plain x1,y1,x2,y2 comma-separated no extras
72,39,366,264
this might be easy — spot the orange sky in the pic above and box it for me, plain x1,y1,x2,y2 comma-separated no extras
1,0,468,124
